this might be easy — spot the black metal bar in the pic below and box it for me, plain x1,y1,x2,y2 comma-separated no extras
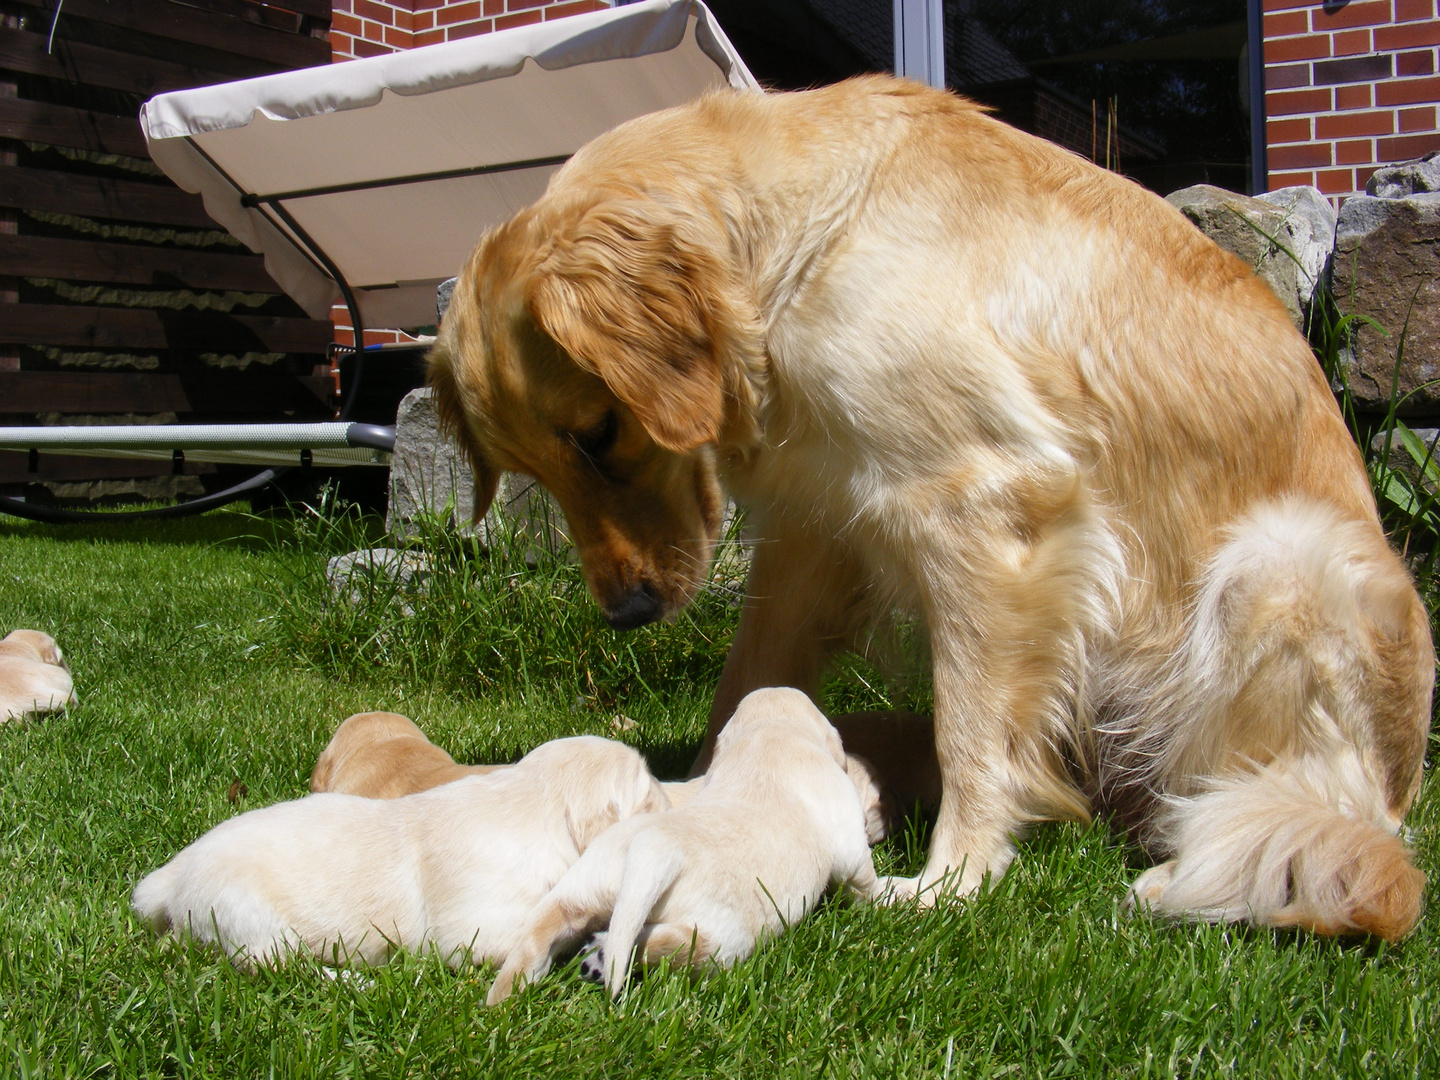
1248,0,1267,196
345,423,396,453
238,153,572,208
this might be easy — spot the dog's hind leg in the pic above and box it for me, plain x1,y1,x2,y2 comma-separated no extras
1131,497,1432,940
486,893,607,1006
602,835,684,998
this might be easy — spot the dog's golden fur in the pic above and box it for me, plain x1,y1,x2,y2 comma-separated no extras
310,712,502,798
430,76,1433,939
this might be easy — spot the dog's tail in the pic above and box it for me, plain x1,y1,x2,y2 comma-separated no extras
1134,757,1424,940
604,835,685,999
131,862,178,934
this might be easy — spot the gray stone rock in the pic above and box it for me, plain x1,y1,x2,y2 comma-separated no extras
1165,184,1335,330
386,387,479,536
1366,152,1440,199
436,277,457,324
326,548,432,607
1332,193,1440,414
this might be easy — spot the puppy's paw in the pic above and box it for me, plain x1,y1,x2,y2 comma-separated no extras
1124,861,1175,916
875,875,921,905
577,933,607,984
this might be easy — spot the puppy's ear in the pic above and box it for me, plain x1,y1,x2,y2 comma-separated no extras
427,335,500,524
526,198,758,453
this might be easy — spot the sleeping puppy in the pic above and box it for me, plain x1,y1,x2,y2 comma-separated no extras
310,708,929,843
485,688,882,1004
0,629,76,721
309,711,503,798
132,736,668,969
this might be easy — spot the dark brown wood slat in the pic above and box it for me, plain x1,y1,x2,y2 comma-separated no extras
0,167,216,228
0,235,280,292
165,0,317,35
8,0,330,70
0,25,234,97
0,97,149,158
0,371,334,411
0,449,214,483
0,304,334,353
1,372,191,411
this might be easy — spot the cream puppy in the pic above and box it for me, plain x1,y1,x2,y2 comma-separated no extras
486,688,882,1004
0,629,76,721
132,736,668,968
309,711,504,798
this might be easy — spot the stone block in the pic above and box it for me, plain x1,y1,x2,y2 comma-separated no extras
1367,152,1440,199
1165,184,1335,331
1333,193,1440,414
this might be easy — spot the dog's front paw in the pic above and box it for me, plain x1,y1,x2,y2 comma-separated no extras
1124,861,1175,916
577,933,607,984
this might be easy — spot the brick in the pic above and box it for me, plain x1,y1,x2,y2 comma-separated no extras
1376,21,1440,49
1376,75,1440,105
508,0,550,10
1396,0,1437,17
1399,104,1438,129
1264,0,1315,10
1355,165,1380,189
331,0,350,11
412,10,434,30
1316,109,1396,137
1314,53,1393,84
438,2,481,25
1314,0,1395,30
353,36,393,57
543,0,608,17
1264,10,1309,35
1336,82,1373,108
1267,87,1333,114
383,24,412,47
1268,34,1332,62
1268,169,1318,187
1267,116,1312,142
353,0,394,25
495,9,542,29
1396,48,1437,75
414,28,446,46
1270,141,1334,168
330,10,362,35
1315,167,1359,194
1266,63,1312,89
1333,28,1373,54
328,30,352,53
1336,138,1375,163
1377,131,1440,157
447,19,493,39
484,0,504,15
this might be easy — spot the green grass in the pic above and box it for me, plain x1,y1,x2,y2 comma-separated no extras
1,503,1436,1078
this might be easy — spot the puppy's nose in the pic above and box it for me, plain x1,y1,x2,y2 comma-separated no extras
604,584,663,630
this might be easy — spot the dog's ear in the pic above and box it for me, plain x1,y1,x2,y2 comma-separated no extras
526,198,756,453
427,335,500,524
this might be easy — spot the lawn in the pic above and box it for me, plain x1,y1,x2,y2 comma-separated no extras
0,503,1436,1078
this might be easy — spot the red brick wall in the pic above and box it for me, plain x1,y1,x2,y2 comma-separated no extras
1265,0,1440,201
328,0,609,342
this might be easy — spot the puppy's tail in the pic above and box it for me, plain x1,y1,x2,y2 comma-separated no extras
604,836,684,999
131,862,179,934
1133,757,1424,941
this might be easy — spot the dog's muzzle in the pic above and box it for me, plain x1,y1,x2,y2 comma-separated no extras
603,583,664,631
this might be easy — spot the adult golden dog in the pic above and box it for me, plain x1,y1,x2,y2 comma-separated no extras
429,75,1433,939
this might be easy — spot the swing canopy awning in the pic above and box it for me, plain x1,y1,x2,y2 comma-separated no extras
139,0,757,334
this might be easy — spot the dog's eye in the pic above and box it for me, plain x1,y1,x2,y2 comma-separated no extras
567,411,618,463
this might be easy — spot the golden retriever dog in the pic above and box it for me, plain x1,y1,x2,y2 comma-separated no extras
132,736,668,968
485,688,882,1003
0,629,76,721
309,711,504,798
309,708,931,844
428,75,1433,940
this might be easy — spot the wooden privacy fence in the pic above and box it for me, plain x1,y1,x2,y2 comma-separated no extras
0,0,336,503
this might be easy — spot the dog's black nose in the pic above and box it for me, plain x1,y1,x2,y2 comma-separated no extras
604,584,663,630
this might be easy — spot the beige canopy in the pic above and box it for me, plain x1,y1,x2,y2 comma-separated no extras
141,0,757,333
